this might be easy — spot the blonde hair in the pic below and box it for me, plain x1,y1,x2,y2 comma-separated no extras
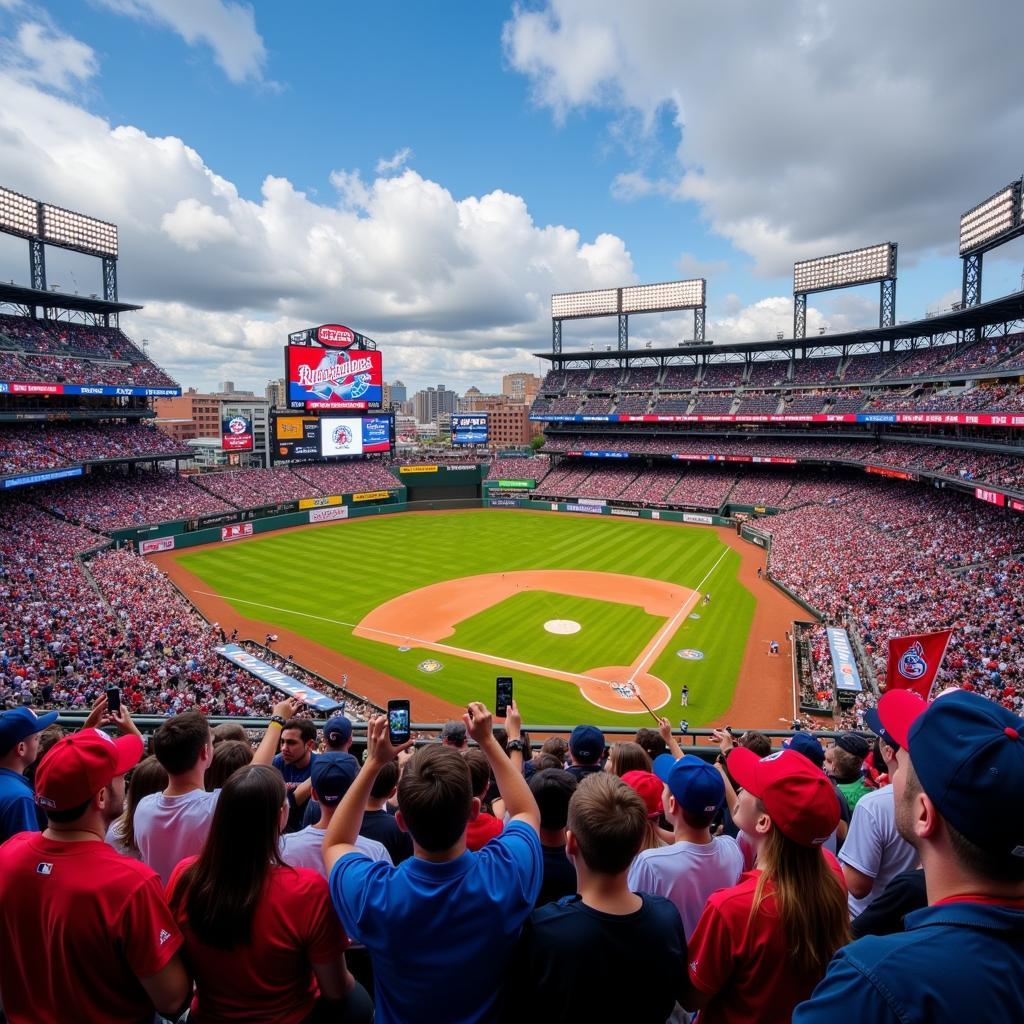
751,825,850,975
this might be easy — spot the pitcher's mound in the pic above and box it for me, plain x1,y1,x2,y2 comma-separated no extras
544,619,582,635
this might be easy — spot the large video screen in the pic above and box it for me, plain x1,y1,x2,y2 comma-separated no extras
319,416,392,457
451,413,489,445
273,415,321,461
286,346,383,410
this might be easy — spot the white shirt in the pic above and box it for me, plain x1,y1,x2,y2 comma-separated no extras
627,834,745,938
838,785,919,917
133,788,220,884
280,824,392,878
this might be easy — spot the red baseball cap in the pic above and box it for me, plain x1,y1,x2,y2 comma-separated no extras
876,689,927,748
35,729,143,812
726,747,840,847
621,770,664,818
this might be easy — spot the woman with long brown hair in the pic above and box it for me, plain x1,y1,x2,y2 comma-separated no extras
681,748,849,1023
604,741,653,778
166,763,372,1024
106,755,168,859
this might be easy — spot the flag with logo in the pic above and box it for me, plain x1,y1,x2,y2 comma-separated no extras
886,629,953,699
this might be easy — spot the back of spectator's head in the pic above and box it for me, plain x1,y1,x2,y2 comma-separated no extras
620,770,663,819
464,748,491,800
370,759,400,801
879,689,1024,882
569,724,605,766
783,731,825,769
540,736,567,763
567,772,647,874
606,741,652,777
492,726,508,753
440,720,467,748
310,752,359,806
828,732,869,778
397,745,472,853
212,722,248,746
739,730,772,758
633,727,667,761
154,710,212,776
323,715,352,750
529,767,577,831
205,739,253,792
532,752,565,773
653,754,725,829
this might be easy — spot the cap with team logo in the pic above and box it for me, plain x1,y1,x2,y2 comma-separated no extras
35,729,143,812
726,747,840,847
652,754,726,817
0,706,59,756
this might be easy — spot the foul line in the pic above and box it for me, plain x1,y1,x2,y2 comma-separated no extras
193,589,647,692
626,546,730,686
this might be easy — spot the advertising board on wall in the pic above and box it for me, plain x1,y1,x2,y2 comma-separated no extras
451,414,489,445
221,414,253,452
309,506,349,523
221,523,254,542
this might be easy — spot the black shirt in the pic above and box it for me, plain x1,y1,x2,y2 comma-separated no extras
535,844,577,907
850,868,928,939
360,808,414,864
566,764,603,782
508,893,687,1022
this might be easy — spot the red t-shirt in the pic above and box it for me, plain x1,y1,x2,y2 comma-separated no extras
167,857,346,1024
687,860,847,1024
465,812,504,851
0,832,183,1024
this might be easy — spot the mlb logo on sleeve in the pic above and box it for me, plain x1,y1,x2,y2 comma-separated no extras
36,862,53,875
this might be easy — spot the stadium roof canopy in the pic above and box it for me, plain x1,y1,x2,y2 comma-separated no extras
535,288,1024,360
0,282,141,315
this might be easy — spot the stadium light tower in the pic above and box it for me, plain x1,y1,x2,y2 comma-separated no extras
792,242,897,339
958,178,1024,308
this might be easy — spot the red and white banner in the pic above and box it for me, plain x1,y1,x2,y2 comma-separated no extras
140,536,176,555
974,486,1006,507
221,522,254,542
886,629,953,699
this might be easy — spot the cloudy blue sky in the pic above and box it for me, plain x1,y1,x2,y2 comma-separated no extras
1,0,1022,393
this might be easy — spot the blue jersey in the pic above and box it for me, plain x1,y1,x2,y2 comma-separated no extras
0,767,44,845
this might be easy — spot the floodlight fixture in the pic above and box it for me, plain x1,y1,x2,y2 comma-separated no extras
41,203,118,258
793,242,896,294
0,187,39,237
958,183,1018,255
551,288,619,319
620,278,704,313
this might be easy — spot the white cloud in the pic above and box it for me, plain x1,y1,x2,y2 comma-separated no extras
675,251,728,280
95,0,267,84
4,20,98,92
0,64,636,393
505,1,1024,277
375,147,413,174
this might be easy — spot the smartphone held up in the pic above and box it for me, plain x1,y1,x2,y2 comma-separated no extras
387,699,410,745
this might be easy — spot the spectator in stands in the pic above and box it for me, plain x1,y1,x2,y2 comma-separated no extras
838,707,918,919
826,733,874,812
604,740,652,776
359,758,413,864
783,731,853,852
567,724,605,780
528,767,578,907
538,735,568,765
204,738,253,792
795,689,1024,1022
323,703,542,1024
212,722,249,745
465,748,504,851
106,755,168,859
0,706,57,843
440,719,468,748
0,722,191,1024
274,715,317,832
324,713,354,752
620,769,671,851
628,754,744,938
167,763,372,1024
509,773,688,1022
682,747,848,1022
634,726,668,761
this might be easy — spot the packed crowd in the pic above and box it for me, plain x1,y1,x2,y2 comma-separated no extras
0,315,149,361
485,456,549,481
1,686,1020,1023
1,351,177,389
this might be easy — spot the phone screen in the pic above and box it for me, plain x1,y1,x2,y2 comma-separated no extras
105,686,121,716
496,677,513,717
387,701,410,744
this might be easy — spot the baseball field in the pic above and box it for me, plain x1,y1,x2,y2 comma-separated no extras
161,509,794,727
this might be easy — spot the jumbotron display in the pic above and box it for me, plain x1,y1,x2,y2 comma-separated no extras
272,412,393,462
286,346,384,410
793,242,896,294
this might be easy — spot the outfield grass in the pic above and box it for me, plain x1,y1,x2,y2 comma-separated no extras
176,510,754,726
448,590,665,675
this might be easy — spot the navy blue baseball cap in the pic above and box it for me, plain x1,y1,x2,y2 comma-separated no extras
653,753,725,816
323,715,352,748
0,707,58,756
783,731,825,768
310,752,359,805
880,689,1024,859
569,725,605,764
864,706,899,750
